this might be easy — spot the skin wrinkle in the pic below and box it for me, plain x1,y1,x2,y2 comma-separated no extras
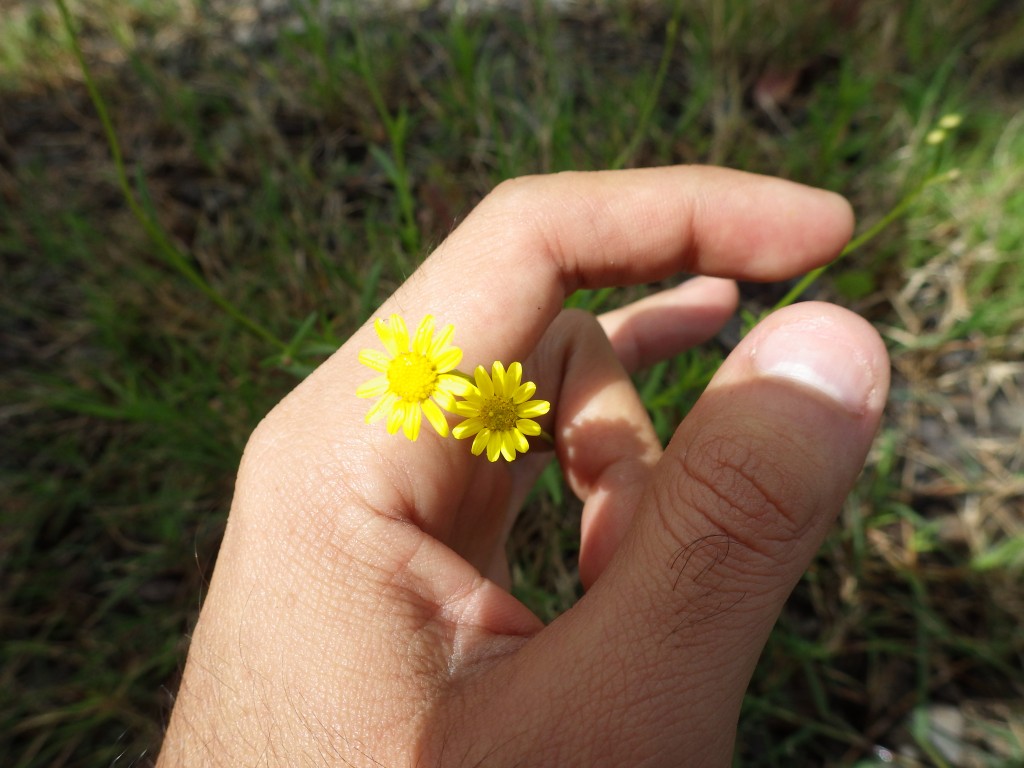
674,455,791,567
492,174,669,298
461,246,560,355
630,443,810,659
511,594,699,765
464,728,525,768
339,511,529,692
592,649,692,748
528,200,591,300
219,486,461,766
267,360,480,547
676,181,705,277
545,185,609,288
342,517,456,660
242,398,531,758
459,179,576,325
255,425,437,576
422,670,531,768
673,425,819,566
472,647,591,763
159,170,878,768
616,641,755,768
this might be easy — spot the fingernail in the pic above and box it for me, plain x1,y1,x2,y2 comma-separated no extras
751,316,876,413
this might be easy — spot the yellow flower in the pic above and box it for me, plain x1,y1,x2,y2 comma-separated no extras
357,314,471,441
452,361,550,462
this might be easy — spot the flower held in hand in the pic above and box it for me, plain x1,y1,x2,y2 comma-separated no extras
453,361,550,462
357,314,470,440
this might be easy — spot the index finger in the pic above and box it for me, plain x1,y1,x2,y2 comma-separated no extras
377,165,853,368
253,166,854,565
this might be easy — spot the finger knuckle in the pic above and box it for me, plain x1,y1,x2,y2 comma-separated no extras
665,424,817,566
484,173,550,216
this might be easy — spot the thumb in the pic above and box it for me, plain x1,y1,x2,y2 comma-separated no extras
468,302,889,766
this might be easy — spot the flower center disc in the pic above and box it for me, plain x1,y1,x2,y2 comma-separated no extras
480,396,518,431
387,353,438,402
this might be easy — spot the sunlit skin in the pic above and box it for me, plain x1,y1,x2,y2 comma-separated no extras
158,167,889,767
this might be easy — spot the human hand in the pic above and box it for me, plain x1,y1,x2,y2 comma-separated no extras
158,167,889,767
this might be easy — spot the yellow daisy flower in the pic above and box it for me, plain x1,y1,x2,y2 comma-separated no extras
357,314,471,441
452,361,550,462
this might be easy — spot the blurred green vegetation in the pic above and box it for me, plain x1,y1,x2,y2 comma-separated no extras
2,1,1022,765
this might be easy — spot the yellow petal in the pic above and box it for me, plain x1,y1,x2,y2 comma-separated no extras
432,388,456,412
403,402,422,441
471,428,490,456
359,349,391,373
434,347,463,373
486,431,502,462
386,401,405,434
438,373,474,398
375,317,399,357
512,381,536,404
390,314,410,353
429,324,455,357
421,398,448,437
474,365,493,398
504,362,522,397
518,400,550,419
491,361,506,394
413,315,435,356
516,418,542,436
500,432,517,462
356,376,389,399
366,393,397,424
452,417,484,440
511,428,530,454
452,400,480,417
